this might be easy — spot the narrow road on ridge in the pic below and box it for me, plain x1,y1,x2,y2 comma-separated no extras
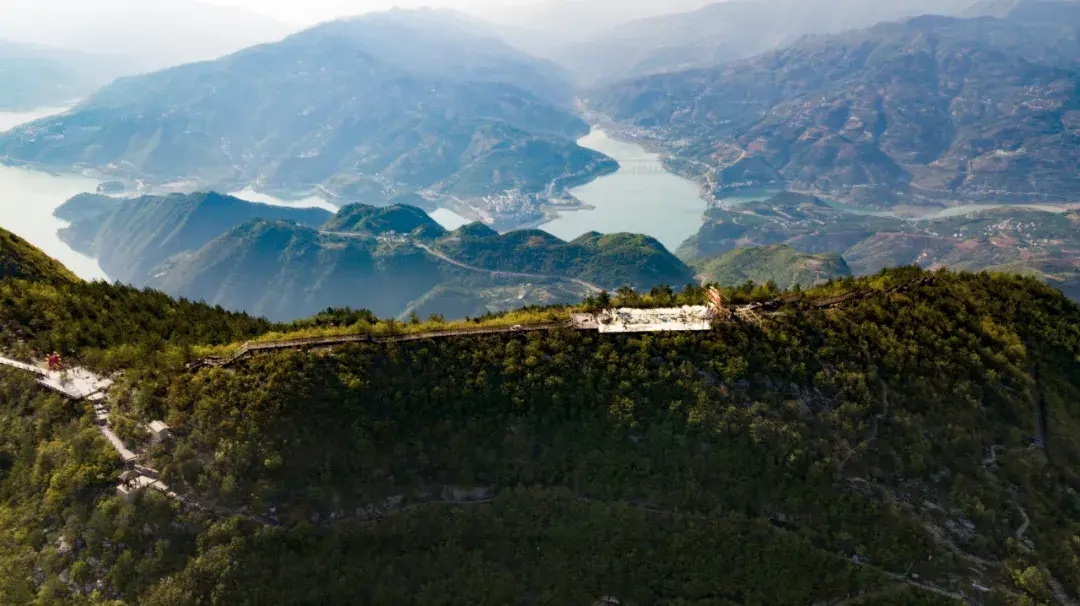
318,230,604,293
412,242,604,293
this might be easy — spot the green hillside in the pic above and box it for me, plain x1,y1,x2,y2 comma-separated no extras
59,196,697,321
58,192,332,285
54,192,330,285
145,217,629,321
1,255,1080,602
694,245,852,289
148,219,453,321
0,227,77,284
0,265,275,371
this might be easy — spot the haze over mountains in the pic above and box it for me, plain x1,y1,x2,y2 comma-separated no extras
0,0,295,109
0,41,132,110
471,0,717,58
3,0,1080,307
0,9,614,229
0,0,294,72
548,0,977,83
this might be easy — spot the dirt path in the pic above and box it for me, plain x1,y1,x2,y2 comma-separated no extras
976,445,1080,604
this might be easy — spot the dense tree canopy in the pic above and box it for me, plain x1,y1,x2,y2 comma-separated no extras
1,265,1079,604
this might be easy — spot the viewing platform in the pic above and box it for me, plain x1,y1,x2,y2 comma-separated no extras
572,306,714,333
0,356,104,399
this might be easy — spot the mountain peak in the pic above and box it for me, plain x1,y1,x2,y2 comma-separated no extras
323,203,447,239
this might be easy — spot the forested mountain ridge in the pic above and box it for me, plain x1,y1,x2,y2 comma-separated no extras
591,5,1080,207
0,9,612,221
147,219,459,322
145,220,696,321
2,239,1080,602
321,202,446,238
56,193,697,321
57,192,332,285
430,226,696,291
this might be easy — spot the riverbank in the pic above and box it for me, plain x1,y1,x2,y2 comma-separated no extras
581,108,1080,220
0,162,108,281
0,107,111,281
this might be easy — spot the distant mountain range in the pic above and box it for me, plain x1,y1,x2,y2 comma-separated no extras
470,0,716,60
526,0,973,84
0,9,613,226
56,193,696,321
8,1,1080,309
592,1,1080,207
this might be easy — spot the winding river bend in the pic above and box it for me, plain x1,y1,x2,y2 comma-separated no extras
543,128,1080,252
3,106,1075,284
539,129,712,252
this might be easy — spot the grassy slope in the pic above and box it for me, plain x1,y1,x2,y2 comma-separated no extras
0,228,78,284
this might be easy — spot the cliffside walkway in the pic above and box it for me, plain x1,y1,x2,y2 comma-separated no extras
0,356,106,399
1,274,1016,601
0,357,140,468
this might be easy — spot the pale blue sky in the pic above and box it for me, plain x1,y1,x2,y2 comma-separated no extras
0,0,714,61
